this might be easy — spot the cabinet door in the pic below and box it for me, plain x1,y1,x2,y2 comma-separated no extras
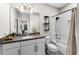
2,47,20,55
2,42,20,50
36,42,45,55
21,44,35,55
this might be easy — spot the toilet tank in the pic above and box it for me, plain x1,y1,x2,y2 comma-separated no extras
45,36,51,44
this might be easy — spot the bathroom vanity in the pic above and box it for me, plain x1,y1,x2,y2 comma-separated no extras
0,4,46,55
0,35,46,55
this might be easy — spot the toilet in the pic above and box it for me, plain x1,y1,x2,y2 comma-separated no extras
47,43,58,53
45,36,58,54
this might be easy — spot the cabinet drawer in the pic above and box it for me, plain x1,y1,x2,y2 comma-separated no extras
2,42,20,50
36,38,45,43
2,47,20,55
21,40,35,46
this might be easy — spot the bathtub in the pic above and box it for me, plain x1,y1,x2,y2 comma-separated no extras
56,40,67,55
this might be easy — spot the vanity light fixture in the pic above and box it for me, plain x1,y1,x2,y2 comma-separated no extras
16,3,33,13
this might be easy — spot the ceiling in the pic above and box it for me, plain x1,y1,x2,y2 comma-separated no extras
47,3,69,9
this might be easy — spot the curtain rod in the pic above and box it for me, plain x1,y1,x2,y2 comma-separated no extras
51,7,76,18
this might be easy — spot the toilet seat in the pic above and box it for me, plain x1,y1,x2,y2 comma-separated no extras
47,43,58,52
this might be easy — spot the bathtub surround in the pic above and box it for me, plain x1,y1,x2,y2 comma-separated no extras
55,3,77,55
67,8,77,55
51,9,72,55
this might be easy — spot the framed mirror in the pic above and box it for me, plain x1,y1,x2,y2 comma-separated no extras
10,3,40,35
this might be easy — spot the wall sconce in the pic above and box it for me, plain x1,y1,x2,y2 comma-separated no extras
44,16,50,31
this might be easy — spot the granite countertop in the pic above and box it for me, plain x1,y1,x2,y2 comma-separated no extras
0,35,46,44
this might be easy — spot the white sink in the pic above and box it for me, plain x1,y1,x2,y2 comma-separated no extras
22,36,33,39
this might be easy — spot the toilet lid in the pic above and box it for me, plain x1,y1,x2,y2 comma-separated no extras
47,43,57,49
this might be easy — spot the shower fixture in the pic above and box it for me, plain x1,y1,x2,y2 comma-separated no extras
56,17,59,20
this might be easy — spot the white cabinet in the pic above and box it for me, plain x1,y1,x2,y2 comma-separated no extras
36,42,45,55
2,38,46,55
21,40,35,55
21,38,45,55
21,44,35,55
2,42,20,55
2,47,20,55
36,38,45,55
2,42,20,50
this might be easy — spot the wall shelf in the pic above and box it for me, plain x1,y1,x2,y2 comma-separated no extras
44,16,50,31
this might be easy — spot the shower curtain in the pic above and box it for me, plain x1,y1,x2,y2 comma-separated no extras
67,8,77,55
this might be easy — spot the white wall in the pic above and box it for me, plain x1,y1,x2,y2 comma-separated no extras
30,3,59,36
11,6,18,33
0,4,10,38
